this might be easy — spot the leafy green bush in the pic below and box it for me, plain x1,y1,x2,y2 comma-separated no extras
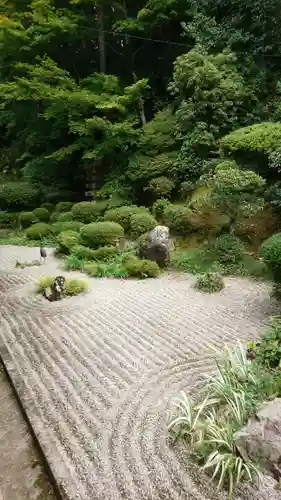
260,232,281,281
194,272,224,293
124,257,160,278
19,211,38,228
40,203,54,212
52,221,84,235
162,204,192,234
36,276,88,296
26,222,52,240
0,182,40,210
84,261,128,278
104,205,149,232
146,176,175,198
213,234,244,264
129,212,157,238
179,181,195,200
57,230,80,254
55,201,74,213
71,244,120,261
250,317,281,369
33,207,50,222
64,255,84,270
57,211,73,222
170,248,211,274
80,221,124,249
70,245,96,260
72,201,107,223
0,211,18,228
152,198,171,220
221,122,281,153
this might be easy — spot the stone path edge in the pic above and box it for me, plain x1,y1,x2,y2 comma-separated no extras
0,341,66,500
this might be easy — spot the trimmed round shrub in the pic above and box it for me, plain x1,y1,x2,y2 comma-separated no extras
260,232,281,281
162,204,192,234
56,201,74,213
19,211,38,228
80,221,124,249
124,257,160,278
130,212,157,238
71,245,120,261
52,221,84,235
36,276,88,297
26,223,52,240
213,234,244,264
0,211,18,229
57,230,80,254
33,207,50,222
104,205,149,232
0,181,39,210
57,211,73,222
72,201,107,224
41,203,54,212
194,272,224,293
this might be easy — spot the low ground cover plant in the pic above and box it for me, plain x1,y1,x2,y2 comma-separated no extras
36,276,88,296
194,272,224,293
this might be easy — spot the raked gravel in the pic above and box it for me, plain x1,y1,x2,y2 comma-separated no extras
0,245,280,500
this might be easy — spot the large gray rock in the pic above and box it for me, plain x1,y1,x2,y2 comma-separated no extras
235,398,281,482
137,225,173,268
148,225,169,243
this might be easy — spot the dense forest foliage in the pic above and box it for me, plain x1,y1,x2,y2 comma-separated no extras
1,0,281,213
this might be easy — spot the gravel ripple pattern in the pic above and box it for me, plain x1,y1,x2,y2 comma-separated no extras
0,245,279,500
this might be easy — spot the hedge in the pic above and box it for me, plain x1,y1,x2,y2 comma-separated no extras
19,211,38,228
129,212,157,238
72,201,108,224
26,223,52,240
104,205,149,232
33,207,50,222
52,221,84,235
0,182,39,210
57,230,80,254
80,221,124,249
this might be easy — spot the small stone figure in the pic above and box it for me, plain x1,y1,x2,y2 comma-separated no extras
44,276,65,302
40,246,47,264
246,348,256,360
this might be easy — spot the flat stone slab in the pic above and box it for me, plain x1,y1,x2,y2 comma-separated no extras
0,366,56,500
0,245,279,500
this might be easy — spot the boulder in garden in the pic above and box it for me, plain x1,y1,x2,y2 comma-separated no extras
137,225,173,268
235,398,281,482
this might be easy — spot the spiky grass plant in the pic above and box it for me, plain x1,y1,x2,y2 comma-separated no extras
169,343,264,499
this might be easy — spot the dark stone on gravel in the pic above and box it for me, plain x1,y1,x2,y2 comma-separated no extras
137,225,173,267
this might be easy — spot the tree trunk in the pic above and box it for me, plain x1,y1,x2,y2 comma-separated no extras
97,4,106,73
132,71,147,126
